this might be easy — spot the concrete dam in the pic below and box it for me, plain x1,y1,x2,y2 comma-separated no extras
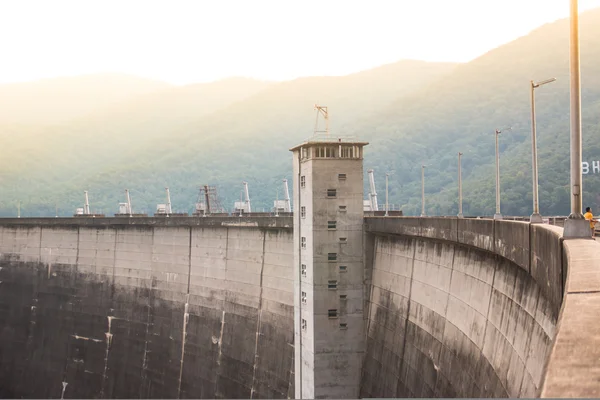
0,215,592,398
0,137,598,398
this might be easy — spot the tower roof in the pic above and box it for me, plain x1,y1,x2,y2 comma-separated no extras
289,135,369,152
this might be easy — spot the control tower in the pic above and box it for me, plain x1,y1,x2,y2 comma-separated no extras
290,135,368,399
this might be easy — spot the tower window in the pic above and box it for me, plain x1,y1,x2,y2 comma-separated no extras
328,253,337,262
338,205,347,212
302,319,307,330
301,264,307,277
327,189,337,198
301,237,306,249
339,265,347,272
338,173,347,181
339,237,347,243
301,176,305,188
301,206,306,218
339,323,348,330
340,294,347,300
328,309,338,319
301,291,307,304
328,280,338,290
328,220,337,230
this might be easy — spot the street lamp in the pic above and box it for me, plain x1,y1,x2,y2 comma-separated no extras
458,152,464,218
530,78,556,223
421,164,427,217
494,127,512,220
564,0,590,238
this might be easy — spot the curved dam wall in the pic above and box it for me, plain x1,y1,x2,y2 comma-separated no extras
0,217,294,399
361,217,564,398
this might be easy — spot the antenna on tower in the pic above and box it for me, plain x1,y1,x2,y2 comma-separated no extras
314,104,329,136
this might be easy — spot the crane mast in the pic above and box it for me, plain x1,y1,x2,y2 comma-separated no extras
368,169,379,211
125,189,132,216
314,104,329,136
283,179,291,212
165,187,172,214
243,182,251,213
84,191,90,215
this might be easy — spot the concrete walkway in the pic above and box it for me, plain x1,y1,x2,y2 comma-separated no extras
542,238,600,397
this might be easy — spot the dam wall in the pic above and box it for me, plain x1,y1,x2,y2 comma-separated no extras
0,217,294,399
360,217,564,398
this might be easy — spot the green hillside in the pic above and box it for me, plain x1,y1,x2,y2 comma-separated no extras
3,8,600,218
0,60,456,216
356,7,600,217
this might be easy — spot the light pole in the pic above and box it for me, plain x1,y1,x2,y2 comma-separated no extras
530,77,556,223
564,0,590,238
421,164,426,217
494,127,511,220
385,173,389,217
458,152,464,218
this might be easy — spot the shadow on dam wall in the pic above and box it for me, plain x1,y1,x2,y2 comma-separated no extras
361,217,564,398
0,218,295,399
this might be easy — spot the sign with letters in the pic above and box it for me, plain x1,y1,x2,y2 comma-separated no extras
583,162,600,174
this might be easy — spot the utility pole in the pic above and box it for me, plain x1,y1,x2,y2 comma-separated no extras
530,78,556,223
458,152,464,218
564,0,590,238
421,165,426,217
385,173,389,217
17,201,20,218
494,127,511,220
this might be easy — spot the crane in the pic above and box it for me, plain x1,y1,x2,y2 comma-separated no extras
283,179,291,212
165,187,172,214
368,169,379,211
314,104,329,136
243,181,251,213
84,191,90,215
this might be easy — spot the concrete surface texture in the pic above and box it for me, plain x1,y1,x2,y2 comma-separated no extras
0,219,294,399
361,217,563,398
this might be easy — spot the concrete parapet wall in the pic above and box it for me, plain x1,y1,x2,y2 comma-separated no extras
362,217,565,398
0,222,294,398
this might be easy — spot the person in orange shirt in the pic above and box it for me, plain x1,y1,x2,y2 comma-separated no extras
584,207,598,237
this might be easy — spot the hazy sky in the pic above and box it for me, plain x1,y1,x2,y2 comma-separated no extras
1,0,600,85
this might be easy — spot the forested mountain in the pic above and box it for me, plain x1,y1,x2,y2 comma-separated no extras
353,7,600,216
2,8,600,217
0,60,456,216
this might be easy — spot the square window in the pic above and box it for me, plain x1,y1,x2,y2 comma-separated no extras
338,205,347,212
328,309,338,319
301,176,306,188
328,280,338,289
339,265,347,272
338,173,347,181
301,264,307,277
339,323,348,330
301,318,307,330
301,291,307,304
339,237,347,243
328,220,337,230
327,189,337,198
301,237,306,249
327,253,337,262
301,206,306,218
